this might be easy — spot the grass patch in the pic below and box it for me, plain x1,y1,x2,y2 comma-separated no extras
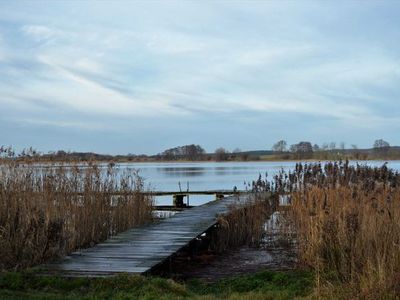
187,270,313,299
0,269,313,299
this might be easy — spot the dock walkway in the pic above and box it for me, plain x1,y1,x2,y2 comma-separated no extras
45,194,249,277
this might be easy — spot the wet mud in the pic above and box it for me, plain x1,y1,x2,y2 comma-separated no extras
174,246,296,281
155,236,296,281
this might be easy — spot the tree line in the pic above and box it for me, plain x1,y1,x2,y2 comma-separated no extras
1,139,399,163
157,145,250,161
271,139,398,160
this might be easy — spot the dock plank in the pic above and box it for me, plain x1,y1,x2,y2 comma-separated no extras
44,194,249,277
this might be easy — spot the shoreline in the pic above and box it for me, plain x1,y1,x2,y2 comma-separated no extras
4,157,400,165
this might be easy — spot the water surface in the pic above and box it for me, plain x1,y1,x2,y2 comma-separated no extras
118,160,400,205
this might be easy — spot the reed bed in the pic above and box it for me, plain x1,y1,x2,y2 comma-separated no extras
277,161,400,298
213,161,400,297
0,160,153,271
210,191,277,252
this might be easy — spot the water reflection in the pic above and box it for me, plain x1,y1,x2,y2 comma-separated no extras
212,167,252,176
128,161,400,206
157,167,206,177
214,166,229,176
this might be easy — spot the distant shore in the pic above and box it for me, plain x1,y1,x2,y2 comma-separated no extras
3,156,400,166
2,145,400,164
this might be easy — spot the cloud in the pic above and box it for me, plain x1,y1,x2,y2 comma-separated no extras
5,22,399,129
22,25,55,40
235,44,317,67
13,20,397,128
73,57,104,74
10,117,107,130
140,31,209,54
35,55,191,117
0,34,5,61
0,1,399,152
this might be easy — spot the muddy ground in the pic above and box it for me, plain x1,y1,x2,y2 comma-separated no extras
154,234,297,281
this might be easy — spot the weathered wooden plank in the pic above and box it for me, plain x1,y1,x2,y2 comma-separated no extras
44,194,250,277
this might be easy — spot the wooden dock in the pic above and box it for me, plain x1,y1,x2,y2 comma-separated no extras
44,194,250,277
67,190,244,196
147,190,244,196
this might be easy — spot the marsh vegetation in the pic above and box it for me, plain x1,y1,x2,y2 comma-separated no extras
264,161,400,298
204,160,400,298
0,159,153,270
291,166,399,297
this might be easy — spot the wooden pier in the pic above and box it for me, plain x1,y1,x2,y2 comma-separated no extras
60,190,244,209
147,190,244,196
44,194,250,277
67,190,245,197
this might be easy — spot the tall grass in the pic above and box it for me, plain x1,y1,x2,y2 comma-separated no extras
216,161,400,296
291,185,400,297
0,160,153,270
210,173,279,252
278,161,400,297
211,193,276,252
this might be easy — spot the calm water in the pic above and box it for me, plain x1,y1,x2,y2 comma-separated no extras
117,160,400,206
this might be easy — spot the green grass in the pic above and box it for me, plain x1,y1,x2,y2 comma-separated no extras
0,269,314,299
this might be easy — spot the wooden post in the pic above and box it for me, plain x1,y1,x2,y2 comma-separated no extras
173,194,185,207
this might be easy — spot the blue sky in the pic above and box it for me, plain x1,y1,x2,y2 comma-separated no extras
0,1,399,154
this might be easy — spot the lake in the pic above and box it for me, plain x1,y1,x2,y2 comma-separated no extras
117,160,400,205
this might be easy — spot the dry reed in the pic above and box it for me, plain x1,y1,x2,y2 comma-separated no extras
280,161,400,298
210,191,277,252
0,160,153,270
290,185,400,297
209,173,282,252
217,161,400,297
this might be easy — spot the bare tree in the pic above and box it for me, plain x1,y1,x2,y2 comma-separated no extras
373,139,390,155
351,144,362,160
215,147,228,161
294,141,313,153
290,141,313,158
160,144,205,160
373,139,390,149
272,140,287,152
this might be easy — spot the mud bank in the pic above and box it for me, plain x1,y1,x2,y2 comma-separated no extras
154,232,296,281
172,245,296,281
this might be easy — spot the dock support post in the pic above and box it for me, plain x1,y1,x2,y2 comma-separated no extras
173,194,185,207
216,193,224,200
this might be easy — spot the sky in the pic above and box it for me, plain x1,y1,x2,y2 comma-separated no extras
0,0,399,155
